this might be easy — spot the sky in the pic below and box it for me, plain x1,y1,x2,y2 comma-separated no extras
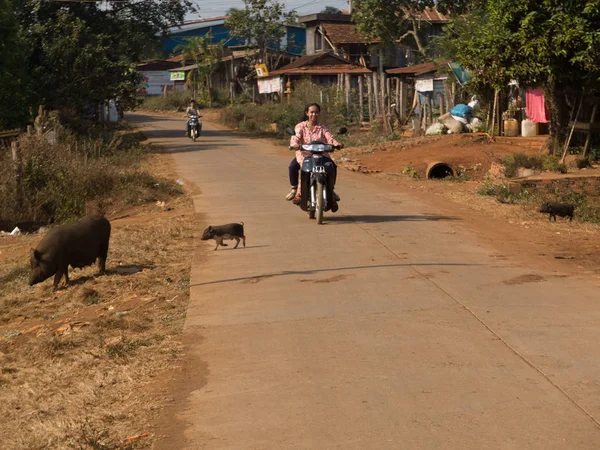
187,0,350,20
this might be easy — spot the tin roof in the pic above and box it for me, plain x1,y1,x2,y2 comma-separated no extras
320,23,376,44
410,7,450,22
269,52,371,76
386,59,451,76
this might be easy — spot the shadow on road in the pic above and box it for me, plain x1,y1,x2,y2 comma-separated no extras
191,262,480,287
327,214,460,224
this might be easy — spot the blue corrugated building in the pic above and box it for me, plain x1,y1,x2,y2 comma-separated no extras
161,16,306,56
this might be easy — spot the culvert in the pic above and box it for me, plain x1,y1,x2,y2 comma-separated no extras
426,162,455,179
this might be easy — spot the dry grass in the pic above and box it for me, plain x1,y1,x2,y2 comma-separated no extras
0,154,196,449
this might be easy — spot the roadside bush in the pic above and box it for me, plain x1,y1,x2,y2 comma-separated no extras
141,90,195,111
0,130,181,229
502,153,567,177
220,80,363,136
552,190,600,223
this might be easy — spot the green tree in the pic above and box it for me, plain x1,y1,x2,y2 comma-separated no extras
177,34,226,108
320,6,342,14
352,0,468,57
5,0,195,125
225,0,297,71
437,0,600,149
0,0,30,129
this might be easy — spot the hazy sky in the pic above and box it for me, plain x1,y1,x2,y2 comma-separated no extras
188,0,350,20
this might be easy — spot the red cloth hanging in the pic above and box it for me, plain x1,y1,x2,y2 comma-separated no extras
526,86,550,123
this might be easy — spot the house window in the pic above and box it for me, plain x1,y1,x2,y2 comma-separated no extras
314,30,323,52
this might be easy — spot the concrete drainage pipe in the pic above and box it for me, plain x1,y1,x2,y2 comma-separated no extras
426,162,455,179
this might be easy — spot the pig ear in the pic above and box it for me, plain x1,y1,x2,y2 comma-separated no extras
207,226,212,231
30,248,41,260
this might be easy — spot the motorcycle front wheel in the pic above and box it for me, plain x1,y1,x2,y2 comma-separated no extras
191,129,196,142
316,182,324,224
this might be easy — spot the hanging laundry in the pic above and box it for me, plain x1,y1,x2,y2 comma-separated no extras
526,86,550,123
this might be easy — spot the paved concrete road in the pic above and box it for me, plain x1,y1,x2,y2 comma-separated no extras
130,113,600,449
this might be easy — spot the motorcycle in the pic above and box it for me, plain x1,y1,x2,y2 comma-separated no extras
286,127,347,224
188,114,202,142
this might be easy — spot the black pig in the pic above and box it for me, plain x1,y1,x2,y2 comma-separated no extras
539,202,575,222
29,215,111,289
201,222,245,251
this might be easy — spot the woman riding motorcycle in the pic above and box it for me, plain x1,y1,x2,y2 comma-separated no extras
185,100,201,137
287,103,342,206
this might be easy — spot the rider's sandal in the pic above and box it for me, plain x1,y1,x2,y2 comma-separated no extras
292,195,302,205
285,188,297,201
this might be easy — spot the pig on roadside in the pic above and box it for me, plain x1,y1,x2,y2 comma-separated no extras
539,202,575,222
201,222,245,251
29,215,111,289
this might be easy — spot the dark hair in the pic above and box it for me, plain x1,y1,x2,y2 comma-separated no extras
302,103,321,121
190,99,196,103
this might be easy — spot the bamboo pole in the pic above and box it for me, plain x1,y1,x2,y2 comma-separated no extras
358,75,364,123
561,94,584,163
395,78,400,114
11,141,23,207
367,74,374,123
490,90,499,137
373,73,380,116
583,101,598,158
345,73,351,117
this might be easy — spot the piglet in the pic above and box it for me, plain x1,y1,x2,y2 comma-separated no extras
539,202,575,222
201,222,245,251
29,215,111,289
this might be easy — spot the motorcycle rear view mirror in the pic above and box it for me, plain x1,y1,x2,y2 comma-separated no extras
285,127,296,136
337,127,348,135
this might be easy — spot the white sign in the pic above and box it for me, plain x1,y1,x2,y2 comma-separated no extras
415,77,434,92
170,72,186,81
257,77,282,94
138,71,174,95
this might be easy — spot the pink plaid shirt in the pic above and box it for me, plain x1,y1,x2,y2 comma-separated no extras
290,121,341,164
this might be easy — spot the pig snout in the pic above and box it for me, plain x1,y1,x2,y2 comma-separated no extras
29,268,48,286
201,226,215,240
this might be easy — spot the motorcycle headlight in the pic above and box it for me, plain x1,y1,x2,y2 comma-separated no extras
302,144,329,152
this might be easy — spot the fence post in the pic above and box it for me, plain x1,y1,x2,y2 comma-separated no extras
373,73,380,116
367,74,374,123
11,141,23,207
344,73,351,117
358,75,364,123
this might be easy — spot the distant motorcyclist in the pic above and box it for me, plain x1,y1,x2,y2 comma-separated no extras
185,100,201,137
287,103,342,205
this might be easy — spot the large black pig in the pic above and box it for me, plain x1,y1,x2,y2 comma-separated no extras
29,215,111,289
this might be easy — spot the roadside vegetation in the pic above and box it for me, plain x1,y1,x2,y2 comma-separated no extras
0,112,195,448
0,123,182,230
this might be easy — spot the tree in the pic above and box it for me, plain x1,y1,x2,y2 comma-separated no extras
177,34,226,107
320,6,342,14
436,0,600,149
352,0,469,57
225,0,297,71
0,0,31,129
4,0,195,126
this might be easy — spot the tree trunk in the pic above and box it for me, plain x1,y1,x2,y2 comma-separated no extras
545,83,570,155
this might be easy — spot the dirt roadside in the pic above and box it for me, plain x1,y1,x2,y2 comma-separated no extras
0,145,198,448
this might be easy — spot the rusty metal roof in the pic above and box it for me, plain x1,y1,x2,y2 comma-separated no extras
269,65,372,76
410,7,450,22
268,52,371,76
321,23,376,44
386,59,451,76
